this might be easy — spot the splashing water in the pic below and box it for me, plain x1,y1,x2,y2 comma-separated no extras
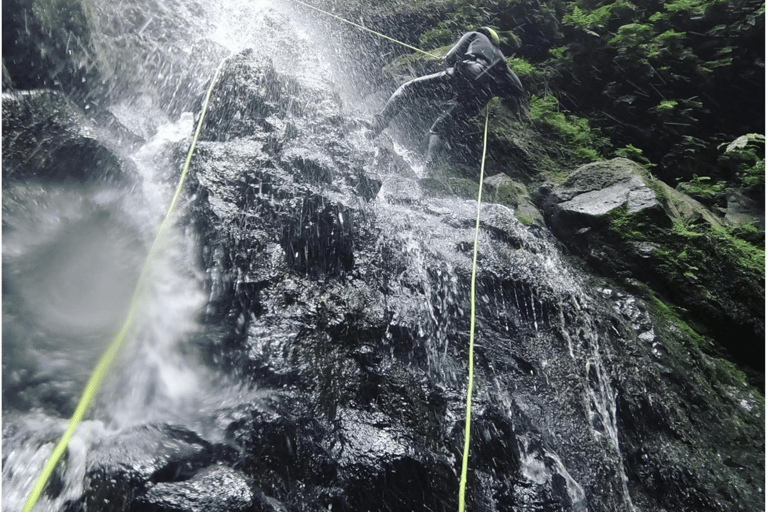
1,1,655,511
2,2,359,508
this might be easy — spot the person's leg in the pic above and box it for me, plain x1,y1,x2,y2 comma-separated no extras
424,132,450,171
370,71,453,137
425,91,487,172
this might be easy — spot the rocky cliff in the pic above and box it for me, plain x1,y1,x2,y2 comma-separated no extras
2,3,763,512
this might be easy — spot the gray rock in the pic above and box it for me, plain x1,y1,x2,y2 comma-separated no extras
484,173,546,226
538,156,763,371
136,465,253,512
549,158,663,216
2,90,139,183
725,189,765,229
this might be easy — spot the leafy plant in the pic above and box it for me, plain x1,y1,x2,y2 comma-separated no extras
676,175,726,206
529,94,605,161
614,144,655,168
719,134,765,188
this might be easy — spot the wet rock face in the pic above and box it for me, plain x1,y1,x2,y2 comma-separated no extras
153,48,762,512
537,158,765,383
1,89,150,417
2,0,98,96
2,90,133,183
7,33,760,512
82,425,214,511
3,0,227,120
134,465,254,512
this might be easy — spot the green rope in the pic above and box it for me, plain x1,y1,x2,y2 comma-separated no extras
458,105,491,512
288,0,443,59
21,56,229,512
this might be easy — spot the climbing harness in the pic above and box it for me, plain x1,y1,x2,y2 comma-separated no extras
288,0,443,59
21,56,230,512
458,105,490,512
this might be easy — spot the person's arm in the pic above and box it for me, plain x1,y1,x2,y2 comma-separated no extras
444,32,475,67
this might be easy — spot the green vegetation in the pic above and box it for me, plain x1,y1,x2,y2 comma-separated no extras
614,144,654,168
406,0,763,191
642,287,708,347
515,214,536,226
676,175,726,206
528,94,607,162
604,182,764,347
719,133,765,188
395,0,764,293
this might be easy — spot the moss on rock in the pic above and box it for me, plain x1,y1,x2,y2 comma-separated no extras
541,158,764,386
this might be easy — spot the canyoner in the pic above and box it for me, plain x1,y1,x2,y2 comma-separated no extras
367,27,524,175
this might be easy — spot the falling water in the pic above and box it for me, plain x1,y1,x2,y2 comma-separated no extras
5,0,737,510
1,1,376,508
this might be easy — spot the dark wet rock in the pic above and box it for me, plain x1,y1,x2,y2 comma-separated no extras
536,157,764,383
82,424,213,511
484,173,545,227
176,48,763,512
3,0,226,124
2,0,99,98
5,12,762,511
134,465,253,512
2,90,138,183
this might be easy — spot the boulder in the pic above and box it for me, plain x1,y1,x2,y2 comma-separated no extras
543,157,722,227
537,157,764,381
134,465,254,512
2,90,137,183
484,173,545,226
725,188,765,229
82,425,213,511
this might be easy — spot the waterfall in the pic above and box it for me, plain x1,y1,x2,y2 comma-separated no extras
2,1,762,511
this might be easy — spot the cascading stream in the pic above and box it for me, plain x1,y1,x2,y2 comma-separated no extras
2,3,362,509
3,2,761,511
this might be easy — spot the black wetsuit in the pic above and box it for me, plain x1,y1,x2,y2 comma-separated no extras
374,30,523,157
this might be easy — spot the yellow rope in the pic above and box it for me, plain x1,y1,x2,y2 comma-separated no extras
286,3,492,503
21,56,229,512
288,0,443,59
23,4,489,508
458,105,490,512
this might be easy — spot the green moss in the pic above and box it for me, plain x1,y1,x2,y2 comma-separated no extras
419,26,455,49
605,204,647,241
712,358,749,387
516,214,535,226
676,175,726,205
713,225,766,275
445,177,491,199
491,181,521,207
642,287,708,347
603,190,764,345
529,94,606,163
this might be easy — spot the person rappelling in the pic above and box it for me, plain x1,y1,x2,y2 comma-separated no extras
365,27,524,171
